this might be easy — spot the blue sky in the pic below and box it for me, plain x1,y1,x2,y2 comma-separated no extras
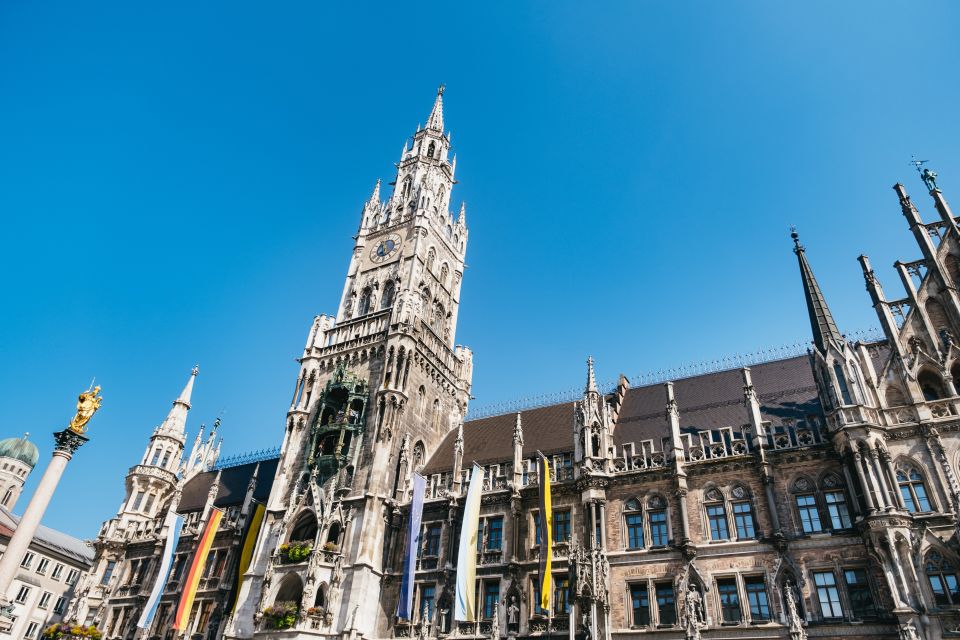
1,1,959,538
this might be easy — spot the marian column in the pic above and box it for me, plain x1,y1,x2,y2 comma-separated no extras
0,386,100,610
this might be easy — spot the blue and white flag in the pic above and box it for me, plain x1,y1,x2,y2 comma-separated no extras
397,473,426,620
137,510,184,629
455,464,484,621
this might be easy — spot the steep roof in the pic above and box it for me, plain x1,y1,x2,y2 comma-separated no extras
422,354,821,474
179,457,279,512
0,507,94,565
614,354,820,446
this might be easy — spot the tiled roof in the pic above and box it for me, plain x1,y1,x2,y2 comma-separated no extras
422,354,821,474
179,457,279,512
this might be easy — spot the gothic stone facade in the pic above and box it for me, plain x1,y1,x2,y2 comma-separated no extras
229,91,960,640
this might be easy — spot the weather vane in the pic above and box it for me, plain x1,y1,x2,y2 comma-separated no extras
911,156,939,192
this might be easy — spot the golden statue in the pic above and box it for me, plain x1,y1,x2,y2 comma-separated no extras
68,385,103,434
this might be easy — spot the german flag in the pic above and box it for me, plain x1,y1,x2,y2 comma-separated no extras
537,453,552,612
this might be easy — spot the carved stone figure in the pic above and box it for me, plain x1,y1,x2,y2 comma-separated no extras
419,601,431,640
69,385,103,434
490,606,499,640
900,621,920,640
506,596,519,631
922,167,939,192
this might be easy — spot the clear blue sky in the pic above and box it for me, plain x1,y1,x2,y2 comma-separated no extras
1,2,958,538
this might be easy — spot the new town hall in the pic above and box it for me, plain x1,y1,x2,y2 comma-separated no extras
67,89,960,640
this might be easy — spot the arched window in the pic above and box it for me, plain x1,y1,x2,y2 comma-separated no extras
417,386,426,418
314,585,327,609
896,463,932,513
703,488,729,541
357,288,373,316
820,473,852,529
918,369,947,401
274,573,304,607
885,386,908,407
412,441,426,472
427,141,436,158
439,263,449,288
926,551,960,606
326,522,342,547
402,178,412,199
729,485,756,539
2,488,13,507
791,476,823,534
290,512,318,542
381,281,396,309
647,495,670,546
623,498,644,549
432,399,441,431
426,248,436,273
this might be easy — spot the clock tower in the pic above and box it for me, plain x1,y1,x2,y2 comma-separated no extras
227,87,473,639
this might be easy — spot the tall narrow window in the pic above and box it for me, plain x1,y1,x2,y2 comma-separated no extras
813,571,843,619
422,523,442,557
656,583,677,626
843,569,876,619
706,503,729,541
897,465,932,513
553,576,570,615
486,517,503,551
553,511,571,543
419,584,435,620
733,502,755,538
150,448,161,465
630,584,650,627
716,578,742,623
745,577,770,621
624,499,644,549
483,581,499,619
824,491,852,529
833,363,853,405
649,506,669,547
101,560,116,586
795,494,823,533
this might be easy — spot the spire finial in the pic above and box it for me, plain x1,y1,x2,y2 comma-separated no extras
425,85,445,132
369,178,381,203
513,412,524,445
791,230,844,353
586,356,598,394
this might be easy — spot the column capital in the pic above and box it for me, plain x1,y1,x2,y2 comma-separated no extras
53,429,89,456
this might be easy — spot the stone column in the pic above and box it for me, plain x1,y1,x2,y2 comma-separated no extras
852,451,877,512
0,429,88,602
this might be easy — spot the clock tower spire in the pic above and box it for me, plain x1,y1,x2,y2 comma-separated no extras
229,87,472,640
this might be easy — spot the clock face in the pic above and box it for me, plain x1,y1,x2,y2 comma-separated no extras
370,234,402,263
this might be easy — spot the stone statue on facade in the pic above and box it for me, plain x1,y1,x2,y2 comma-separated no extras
682,584,704,640
490,605,500,640
419,601,431,640
506,596,519,633
69,385,103,434
900,621,920,640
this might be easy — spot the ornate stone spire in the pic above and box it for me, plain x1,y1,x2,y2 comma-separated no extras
425,85,445,132
159,366,198,438
792,230,844,354
369,178,381,204
457,202,467,227
586,356,598,394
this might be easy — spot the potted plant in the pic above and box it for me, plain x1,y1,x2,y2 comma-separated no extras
306,607,325,617
278,541,312,563
322,541,339,553
262,602,298,630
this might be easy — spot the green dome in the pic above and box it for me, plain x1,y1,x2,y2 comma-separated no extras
0,434,39,468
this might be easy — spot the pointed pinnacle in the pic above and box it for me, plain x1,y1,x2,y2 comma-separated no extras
586,356,598,393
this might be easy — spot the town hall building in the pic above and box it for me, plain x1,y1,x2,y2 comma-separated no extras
78,89,960,640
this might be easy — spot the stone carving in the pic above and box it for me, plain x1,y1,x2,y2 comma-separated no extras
506,596,519,632
900,621,920,640
419,601,431,640
922,167,939,192
681,584,705,640
783,581,806,639
490,605,499,640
